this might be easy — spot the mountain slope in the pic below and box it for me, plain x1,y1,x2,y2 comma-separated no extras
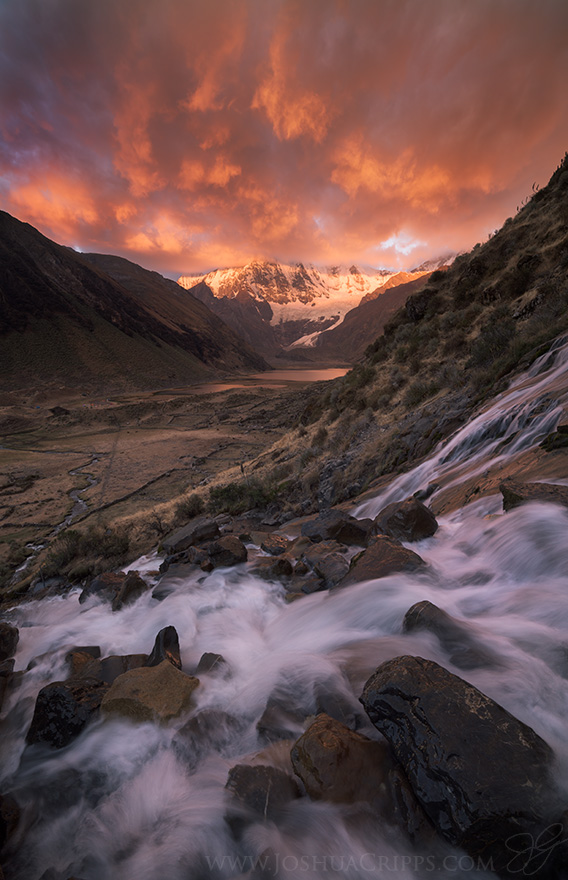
0,212,267,392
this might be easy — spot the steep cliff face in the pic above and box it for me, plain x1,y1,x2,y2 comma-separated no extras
0,213,268,391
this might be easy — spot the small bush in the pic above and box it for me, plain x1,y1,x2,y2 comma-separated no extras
175,493,204,521
404,379,441,407
42,525,130,578
208,478,277,514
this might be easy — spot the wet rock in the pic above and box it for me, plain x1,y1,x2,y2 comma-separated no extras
195,652,227,675
0,660,14,712
413,483,440,502
26,678,110,749
79,571,125,605
100,654,147,684
500,477,568,511
338,536,425,587
540,424,568,451
100,660,199,724
402,600,500,670
260,534,291,556
161,516,220,554
310,550,349,588
291,714,389,807
374,497,438,542
208,536,248,568
145,626,182,669
65,650,102,680
301,509,374,546
0,794,20,850
225,764,300,821
257,700,306,744
360,655,558,874
250,556,293,582
314,686,363,730
111,570,149,612
284,591,304,603
173,709,242,769
0,623,19,661
293,575,325,595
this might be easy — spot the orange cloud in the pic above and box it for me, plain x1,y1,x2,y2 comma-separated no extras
0,0,567,275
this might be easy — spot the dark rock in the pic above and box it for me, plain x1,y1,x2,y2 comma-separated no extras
146,626,182,670
100,654,147,684
257,700,306,744
225,764,300,821
66,645,101,660
0,660,14,712
195,652,227,675
173,709,242,769
250,556,293,582
200,559,214,572
500,478,568,511
296,575,325,594
162,517,220,554
65,651,102,680
540,425,568,451
111,570,149,612
293,559,309,576
260,535,291,556
0,794,20,850
26,678,109,749
413,483,440,502
101,661,199,723
208,536,248,568
301,509,374,545
284,591,304,603
311,551,349,588
360,655,558,875
402,600,500,670
375,497,438,542
291,713,389,807
314,686,362,729
0,623,19,661
187,546,209,566
79,571,125,605
338,536,425,587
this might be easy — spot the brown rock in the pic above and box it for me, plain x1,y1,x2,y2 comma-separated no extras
0,623,19,662
101,660,199,723
291,714,390,807
260,534,292,556
250,556,293,582
161,516,220,554
375,496,438,542
208,536,248,568
301,509,374,545
111,570,149,611
225,764,300,820
338,536,425,587
79,571,125,605
500,478,568,512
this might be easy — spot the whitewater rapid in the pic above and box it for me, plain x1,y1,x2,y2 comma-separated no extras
2,337,568,879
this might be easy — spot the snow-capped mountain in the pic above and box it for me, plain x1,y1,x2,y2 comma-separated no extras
177,259,451,356
178,261,395,354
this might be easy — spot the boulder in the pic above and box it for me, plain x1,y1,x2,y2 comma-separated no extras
0,623,19,661
111,570,149,612
161,517,220,554
0,660,14,712
250,556,293,582
301,509,374,545
79,571,125,605
26,678,109,749
173,709,242,769
360,655,558,874
66,650,102,680
540,425,568,452
225,764,300,821
100,660,198,723
402,600,500,670
338,536,425,587
375,497,438,542
195,652,227,675
146,626,182,669
207,536,247,568
100,654,147,684
257,700,307,745
500,478,568,512
291,714,389,807
260,534,292,556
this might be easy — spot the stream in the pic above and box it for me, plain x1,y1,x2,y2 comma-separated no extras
2,339,568,879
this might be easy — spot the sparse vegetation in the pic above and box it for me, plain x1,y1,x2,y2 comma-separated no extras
175,492,205,522
41,525,130,580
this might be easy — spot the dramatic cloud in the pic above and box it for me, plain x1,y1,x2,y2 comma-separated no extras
1,0,567,275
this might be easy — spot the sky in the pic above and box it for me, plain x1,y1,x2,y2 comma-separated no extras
1,0,568,278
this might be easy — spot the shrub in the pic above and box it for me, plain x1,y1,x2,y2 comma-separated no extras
175,493,204,521
42,525,130,578
208,478,277,514
404,379,441,407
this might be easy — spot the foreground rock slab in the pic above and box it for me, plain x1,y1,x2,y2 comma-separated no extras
26,678,109,748
101,660,199,723
338,536,425,587
360,655,558,876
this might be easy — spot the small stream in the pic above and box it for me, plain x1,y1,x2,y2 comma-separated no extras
1,341,568,879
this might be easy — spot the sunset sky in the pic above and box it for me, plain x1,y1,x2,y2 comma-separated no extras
1,0,567,278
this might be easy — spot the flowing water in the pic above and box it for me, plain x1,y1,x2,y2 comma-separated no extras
3,341,568,879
